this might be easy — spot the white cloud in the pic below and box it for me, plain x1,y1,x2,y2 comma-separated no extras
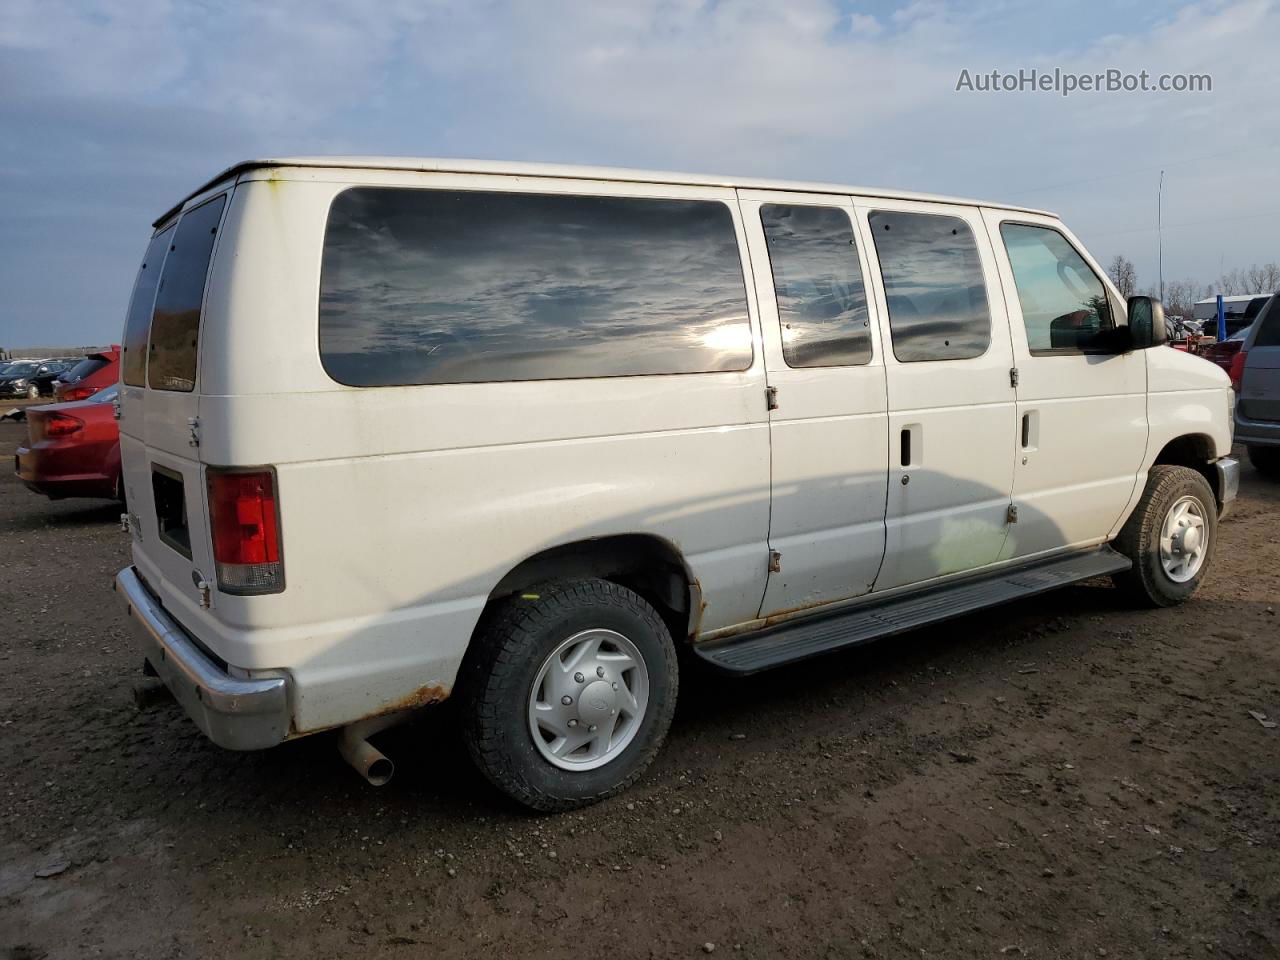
1,0,1278,342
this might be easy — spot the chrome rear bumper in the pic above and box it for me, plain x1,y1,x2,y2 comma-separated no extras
114,567,289,750
1215,456,1239,518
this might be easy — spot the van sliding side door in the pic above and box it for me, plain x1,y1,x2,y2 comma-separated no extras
855,198,1018,590
737,190,890,619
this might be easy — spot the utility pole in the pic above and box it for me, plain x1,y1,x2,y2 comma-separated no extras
1157,169,1165,303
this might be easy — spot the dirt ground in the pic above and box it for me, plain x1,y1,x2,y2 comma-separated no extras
1,408,1277,960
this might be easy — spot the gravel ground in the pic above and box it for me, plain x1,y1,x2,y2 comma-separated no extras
1,409,1278,960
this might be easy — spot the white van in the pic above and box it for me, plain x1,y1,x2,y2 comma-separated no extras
114,158,1238,810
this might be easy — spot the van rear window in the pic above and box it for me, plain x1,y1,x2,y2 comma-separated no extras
121,227,173,387
318,187,752,385
147,195,226,392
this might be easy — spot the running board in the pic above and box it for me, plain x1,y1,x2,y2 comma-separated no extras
694,546,1132,675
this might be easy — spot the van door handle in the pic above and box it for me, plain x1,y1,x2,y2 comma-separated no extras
1020,410,1038,452
900,424,921,469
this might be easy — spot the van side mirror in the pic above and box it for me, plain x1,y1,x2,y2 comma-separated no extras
1127,296,1168,349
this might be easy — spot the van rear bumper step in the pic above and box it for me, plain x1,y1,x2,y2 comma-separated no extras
693,546,1132,675
114,566,290,750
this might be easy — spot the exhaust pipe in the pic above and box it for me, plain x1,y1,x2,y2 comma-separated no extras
337,713,407,787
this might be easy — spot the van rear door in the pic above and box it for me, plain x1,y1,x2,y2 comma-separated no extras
119,193,228,619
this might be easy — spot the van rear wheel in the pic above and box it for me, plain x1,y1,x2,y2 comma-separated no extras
460,579,678,811
1112,465,1217,607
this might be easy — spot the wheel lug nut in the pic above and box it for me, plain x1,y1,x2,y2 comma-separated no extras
611,682,619,690
610,709,616,716
568,719,578,727
596,666,605,678
561,695,573,706
588,724,598,732
574,672,585,683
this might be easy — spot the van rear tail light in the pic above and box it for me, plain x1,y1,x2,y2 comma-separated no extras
1228,349,1247,391
44,413,84,438
207,468,284,594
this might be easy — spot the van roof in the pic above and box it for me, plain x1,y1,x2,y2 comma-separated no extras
157,156,1057,225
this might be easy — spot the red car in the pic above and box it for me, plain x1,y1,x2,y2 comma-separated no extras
53,345,120,403
15,385,122,501
1200,325,1252,387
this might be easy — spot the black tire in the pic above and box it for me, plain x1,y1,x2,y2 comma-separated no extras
1247,444,1280,481
1112,465,1217,607
459,579,678,812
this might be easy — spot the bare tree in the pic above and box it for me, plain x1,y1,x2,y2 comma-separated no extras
1107,255,1138,299
1161,278,1210,318
1218,268,1245,296
1243,262,1280,295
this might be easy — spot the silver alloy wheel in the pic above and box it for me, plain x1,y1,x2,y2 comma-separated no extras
1159,494,1208,583
527,628,649,772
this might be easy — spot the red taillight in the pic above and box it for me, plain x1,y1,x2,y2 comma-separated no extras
44,413,84,438
207,469,284,594
61,385,96,402
1228,349,1248,391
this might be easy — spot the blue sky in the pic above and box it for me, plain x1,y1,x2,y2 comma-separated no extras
2,0,1277,347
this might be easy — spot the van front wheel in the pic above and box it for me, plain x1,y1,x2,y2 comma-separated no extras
1112,465,1217,607
460,579,678,811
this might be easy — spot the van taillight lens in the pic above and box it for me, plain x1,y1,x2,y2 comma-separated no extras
207,468,283,594
1228,349,1247,391
44,413,84,438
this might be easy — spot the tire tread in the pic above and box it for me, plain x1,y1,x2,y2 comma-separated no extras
459,579,677,812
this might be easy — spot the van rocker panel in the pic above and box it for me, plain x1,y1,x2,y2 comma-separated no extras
695,546,1133,674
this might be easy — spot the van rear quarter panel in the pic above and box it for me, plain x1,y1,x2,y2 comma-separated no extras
199,174,771,733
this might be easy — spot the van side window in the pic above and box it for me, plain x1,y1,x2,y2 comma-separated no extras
318,188,752,386
121,226,174,387
148,195,226,392
868,211,991,362
760,204,872,367
1000,223,1115,354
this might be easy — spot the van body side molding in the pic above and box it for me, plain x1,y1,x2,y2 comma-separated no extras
695,546,1132,675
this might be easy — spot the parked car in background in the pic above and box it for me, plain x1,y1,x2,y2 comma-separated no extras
15,384,122,501
54,345,121,402
1201,324,1252,379
0,359,71,399
113,157,1237,811
27,360,76,397
1194,294,1272,338
1234,295,1280,479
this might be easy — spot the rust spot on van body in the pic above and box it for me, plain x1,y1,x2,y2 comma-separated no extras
299,684,452,737
380,683,451,715
761,596,834,628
